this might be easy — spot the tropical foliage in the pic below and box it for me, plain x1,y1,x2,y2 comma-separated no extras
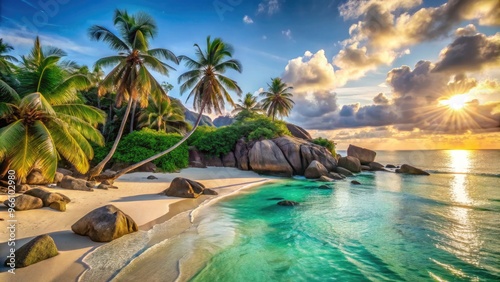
138,97,188,133
0,37,105,181
87,9,179,179
311,137,337,155
260,77,294,121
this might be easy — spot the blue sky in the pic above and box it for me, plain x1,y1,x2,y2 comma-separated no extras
1,0,499,149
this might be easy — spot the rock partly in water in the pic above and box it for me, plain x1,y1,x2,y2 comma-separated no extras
304,160,329,179
163,177,206,198
147,175,158,180
336,167,354,177
361,165,371,171
71,205,138,242
4,234,58,268
338,156,361,173
351,180,361,185
3,195,43,211
396,164,430,175
328,172,344,180
369,162,386,171
60,176,93,191
386,164,397,168
318,175,334,182
203,188,218,195
249,140,293,177
277,200,299,206
347,144,376,165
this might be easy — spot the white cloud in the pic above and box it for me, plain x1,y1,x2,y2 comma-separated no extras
258,0,280,15
243,15,254,24
282,29,292,39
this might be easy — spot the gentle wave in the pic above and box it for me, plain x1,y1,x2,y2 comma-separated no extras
426,170,500,178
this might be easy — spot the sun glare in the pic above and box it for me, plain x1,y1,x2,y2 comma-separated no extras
440,94,468,110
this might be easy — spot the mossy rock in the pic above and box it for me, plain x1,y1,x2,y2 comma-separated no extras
49,201,67,212
4,235,58,268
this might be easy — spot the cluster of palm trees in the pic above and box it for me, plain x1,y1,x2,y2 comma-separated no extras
0,9,294,183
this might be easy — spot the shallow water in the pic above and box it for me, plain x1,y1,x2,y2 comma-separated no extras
109,150,500,281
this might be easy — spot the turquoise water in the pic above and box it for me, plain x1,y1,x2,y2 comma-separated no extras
191,150,500,281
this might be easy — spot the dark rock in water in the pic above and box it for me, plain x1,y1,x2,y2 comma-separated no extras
267,197,285,201
304,160,329,179
338,156,361,173
60,176,93,191
385,164,396,168
3,195,43,211
203,188,218,195
351,180,361,185
49,201,66,212
147,175,158,180
319,185,333,190
318,175,334,182
286,123,312,140
328,172,344,180
277,200,299,206
361,165,371,171
347,144,376,164
336,167,354,177
163,177,206,198
369,162,386,171
24,188,70,207
71,205,138,242
249,140,293,177
4,234,58,268
396,164,430,175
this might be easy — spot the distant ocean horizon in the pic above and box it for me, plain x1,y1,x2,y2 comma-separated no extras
86,150,500,281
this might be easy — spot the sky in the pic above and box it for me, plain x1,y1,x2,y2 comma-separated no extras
1,0,499,150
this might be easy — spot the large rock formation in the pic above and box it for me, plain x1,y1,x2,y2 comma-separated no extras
234,138,250,170
222,152,236,167
71,205,138,242
396,164,430,175
163,177,206,198
4,235,58,268
273,136,307,175
347,144,376,164
248,140,294,177
304,160,329,179
338,156,361,173
285,123,312,140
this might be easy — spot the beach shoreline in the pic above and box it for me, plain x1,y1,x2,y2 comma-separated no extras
0,167,271,282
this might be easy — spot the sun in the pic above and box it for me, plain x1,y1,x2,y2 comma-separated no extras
440,94,468,110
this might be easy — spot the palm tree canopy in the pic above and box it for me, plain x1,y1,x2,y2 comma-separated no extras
232,92,262,114
260,77,294,120
178,36,243,115
89,9,179,108
138,97,188,133
0,38,18,75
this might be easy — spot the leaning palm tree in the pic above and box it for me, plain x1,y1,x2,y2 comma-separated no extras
0,37,105,181
260,77,294,121
87,9,179,179
0,39,17,75
232,92,262,115
138,97,189,133
108,36,242,181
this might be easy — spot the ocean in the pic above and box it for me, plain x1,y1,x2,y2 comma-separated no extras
86,150,500,281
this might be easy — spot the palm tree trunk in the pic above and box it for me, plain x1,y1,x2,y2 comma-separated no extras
129,99,138,133
111,102,207,181
88,99,133,180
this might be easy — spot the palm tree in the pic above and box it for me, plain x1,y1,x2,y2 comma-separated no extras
109,36,242,181
0,39,17,75
87,9,179,179
0,37,105,181
138,97,188,133
260,77,294,121
232,92,262,115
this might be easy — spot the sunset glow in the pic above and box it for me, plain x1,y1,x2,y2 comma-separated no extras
440,94,469,110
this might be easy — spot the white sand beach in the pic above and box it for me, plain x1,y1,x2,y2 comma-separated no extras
0,167,270,282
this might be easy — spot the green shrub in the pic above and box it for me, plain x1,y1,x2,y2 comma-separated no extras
114,128,189,172
248,127,274,141
311,137,337,155
235,116,290,139
187,125,216,146
193,126,241,156
91,142,113,165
